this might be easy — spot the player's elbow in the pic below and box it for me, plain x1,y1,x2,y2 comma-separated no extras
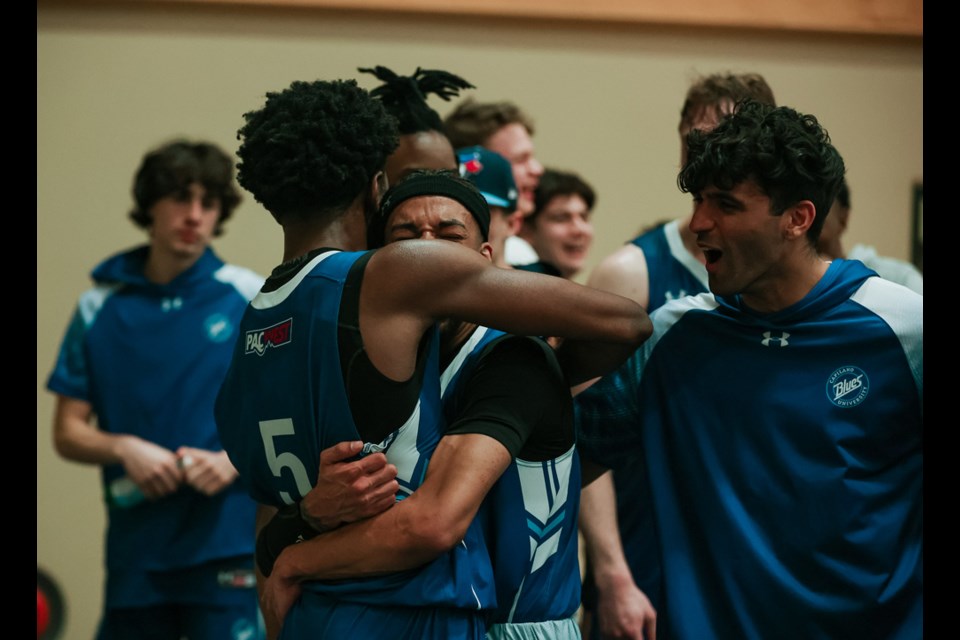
399,507,470,557
633,312,654,346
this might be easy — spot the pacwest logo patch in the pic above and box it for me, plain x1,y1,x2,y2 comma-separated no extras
825,365,870,408
245,318,293,356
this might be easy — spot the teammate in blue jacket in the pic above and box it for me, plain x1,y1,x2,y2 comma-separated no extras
47,140,265,640
578,72,777,640
577,101,922,640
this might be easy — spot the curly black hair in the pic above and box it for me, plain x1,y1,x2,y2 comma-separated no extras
129,140,241,236
359,65,474,135
236,79,399,224
679,101,845,245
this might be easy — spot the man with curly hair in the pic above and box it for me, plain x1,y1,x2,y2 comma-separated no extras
576,101,922,639
47,140,265,640
578,72,777,640
213,79,651,639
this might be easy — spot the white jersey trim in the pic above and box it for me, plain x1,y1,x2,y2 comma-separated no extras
251,250,338,310
214,264,266,302
850,276,923,404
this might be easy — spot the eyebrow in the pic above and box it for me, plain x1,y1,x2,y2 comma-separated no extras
389,218,469,234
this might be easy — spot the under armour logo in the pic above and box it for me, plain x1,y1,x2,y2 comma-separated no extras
665,289,688,302
761,331,790,347
161,297,183,312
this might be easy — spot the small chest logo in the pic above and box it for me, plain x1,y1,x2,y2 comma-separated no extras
205,313,233,343
826,366,870,408
761,331,790,347
244,318,293,356
664,289,688,302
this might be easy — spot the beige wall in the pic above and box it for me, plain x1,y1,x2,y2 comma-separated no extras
38,3,921,637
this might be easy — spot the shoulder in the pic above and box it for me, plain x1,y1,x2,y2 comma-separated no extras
214,264,266,302
76,282,124,326
850,276,923,336
587,243,649,306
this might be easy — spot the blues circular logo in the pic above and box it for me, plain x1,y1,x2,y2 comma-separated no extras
204,313,234,343
826,366,870,408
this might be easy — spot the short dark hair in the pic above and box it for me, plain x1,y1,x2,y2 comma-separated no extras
236,79,398,224
531,169,596,222
360,66,474,136
679,72,776,132
129,140,241,236
679,100,845,244
443,98,535,150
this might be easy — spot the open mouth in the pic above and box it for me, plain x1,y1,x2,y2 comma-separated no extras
703,248,722,265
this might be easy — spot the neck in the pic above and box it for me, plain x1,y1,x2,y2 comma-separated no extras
281,202,367,263
144,248,204,285
818,238,845,261
741,249,830,314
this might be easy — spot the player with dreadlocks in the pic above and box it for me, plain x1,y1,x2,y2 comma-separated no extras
359,65,474,185
214,78,651,638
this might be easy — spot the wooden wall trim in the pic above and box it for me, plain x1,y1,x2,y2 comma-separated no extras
99,0,921,39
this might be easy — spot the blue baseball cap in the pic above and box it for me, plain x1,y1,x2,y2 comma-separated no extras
456,146,518,212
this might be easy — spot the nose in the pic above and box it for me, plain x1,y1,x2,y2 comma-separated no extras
529,158,544,178
572,215,593,238
689,202,712,233
184,197,204,224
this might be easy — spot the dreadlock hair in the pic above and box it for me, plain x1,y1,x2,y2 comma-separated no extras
359,65,474,135
443,98,536,150
129,139,241,236
236,79,399,225
679,72,776,133
679,100,845,245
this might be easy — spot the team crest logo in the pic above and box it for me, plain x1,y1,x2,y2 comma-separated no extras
244,318,293,356
204,313,233,343
826,366,870,408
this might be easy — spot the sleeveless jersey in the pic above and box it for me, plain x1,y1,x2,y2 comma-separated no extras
215,250,496,637
441,327,581,635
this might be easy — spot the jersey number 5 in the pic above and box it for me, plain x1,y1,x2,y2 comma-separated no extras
259,418,313,505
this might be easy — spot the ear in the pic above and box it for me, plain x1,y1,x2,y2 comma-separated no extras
782,200,816,241
479,241,494,263
370,171,388,206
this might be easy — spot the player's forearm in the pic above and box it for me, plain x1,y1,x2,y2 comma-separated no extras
272,493,456,582
53,406,131,465
272,433,509,583
580,470,633,581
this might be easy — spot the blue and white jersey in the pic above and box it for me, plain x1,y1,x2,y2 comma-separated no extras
215,249,496,627
47,246,263,607
630,218,708,310
441,327,582,632
577,259,923,640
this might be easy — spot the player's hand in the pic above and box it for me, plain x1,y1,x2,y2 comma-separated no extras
116,436,183,499
595,572,657,640
260,565,301,640
300,440,398,532
176,447,239,496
